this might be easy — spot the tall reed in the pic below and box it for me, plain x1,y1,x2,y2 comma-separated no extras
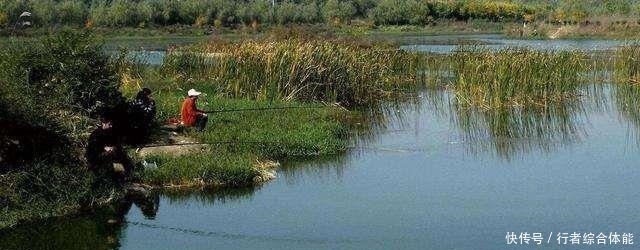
613,44,640,84
450,46,586,109
161,39,421,107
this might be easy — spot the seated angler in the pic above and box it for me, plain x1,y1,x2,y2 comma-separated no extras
181,89,208,131
86,116,134,185
128,88,157,144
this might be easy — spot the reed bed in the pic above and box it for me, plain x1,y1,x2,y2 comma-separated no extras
613,44,640,84
161,39,422,107
449,47,587,109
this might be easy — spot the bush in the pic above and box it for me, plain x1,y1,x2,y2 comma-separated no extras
323,0,356,24
0,30,125,228
56,0,87,25
0,12,7,27
30,0,56,26
0,30,123,166
369,0,408,25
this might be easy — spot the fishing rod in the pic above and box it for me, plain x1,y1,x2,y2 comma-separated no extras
134,141,277,149
204,105,330,114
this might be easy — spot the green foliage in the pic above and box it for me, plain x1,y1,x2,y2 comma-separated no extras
0,12,7,27
90,0,153,27
1,31,123,117
56,0,87,25
143,151,260,187
369,0,410,25
4,0,639,29
323,0,356,24
0,30,123,228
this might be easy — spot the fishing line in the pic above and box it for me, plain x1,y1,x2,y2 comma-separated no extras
126,220,409,244
204,105,330,114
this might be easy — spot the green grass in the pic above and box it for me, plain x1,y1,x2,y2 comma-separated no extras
141,151,260,187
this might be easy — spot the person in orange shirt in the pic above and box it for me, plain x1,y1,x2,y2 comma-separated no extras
181,89,208,131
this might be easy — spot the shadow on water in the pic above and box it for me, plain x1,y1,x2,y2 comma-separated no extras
0,192,160,250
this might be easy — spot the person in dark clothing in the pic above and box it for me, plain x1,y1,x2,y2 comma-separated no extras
100,101,130,139
127,88,156,144
86,118,134,185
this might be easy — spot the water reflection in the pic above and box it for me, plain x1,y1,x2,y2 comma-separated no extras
351,86,591,160
614,81,640,144
0,192,160,250
162,186,257,205
454,103,586,160
278,155,352,186
422,86,593,160
400,34,624,53
0,187,267,250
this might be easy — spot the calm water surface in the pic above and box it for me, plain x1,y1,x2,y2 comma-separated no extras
398,34,626,53
1,36,639,250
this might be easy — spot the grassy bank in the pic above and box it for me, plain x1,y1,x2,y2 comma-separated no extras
134,85,350,187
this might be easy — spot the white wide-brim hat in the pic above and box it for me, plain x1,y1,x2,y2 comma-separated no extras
187,89,201,97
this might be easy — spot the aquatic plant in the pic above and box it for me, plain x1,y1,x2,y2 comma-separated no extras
613,44,640,83
161,39,422,107
449,46,586,108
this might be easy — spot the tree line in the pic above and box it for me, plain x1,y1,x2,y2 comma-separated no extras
1,0,640,29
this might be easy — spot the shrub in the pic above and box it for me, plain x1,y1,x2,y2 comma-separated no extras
56,0,86,25
0,12,7,27
369,0,410,25
0,30,124,228
0,30,123,167
322,0,356,24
